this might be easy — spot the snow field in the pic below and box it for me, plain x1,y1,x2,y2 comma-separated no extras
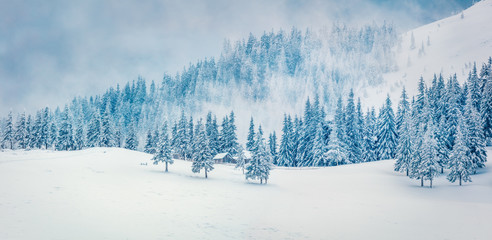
1,147,491,239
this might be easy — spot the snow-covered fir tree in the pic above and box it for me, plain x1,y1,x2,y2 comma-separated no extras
100,105,115,147
376,95,397,160
268,132,278,165
417,120,440,188
235,144,247,174
125,122,138,151
185,116,194,159
312,127,328,166
278,115,294,167
362,107,378,162
2,111,15,149
15,112,27,149
57,106,74,151
245,130,272,184
246,117,255,151
325,122,349,166
191,119,213,178
396,87,410,135
153,122,173,172
464,94,487,172
87,110,101,147
395,111,414,176
345,89,362,163
481,74,492,145
447,120,473,186
144,130,154,153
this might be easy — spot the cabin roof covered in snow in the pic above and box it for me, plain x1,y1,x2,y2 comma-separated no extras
213,153,230,160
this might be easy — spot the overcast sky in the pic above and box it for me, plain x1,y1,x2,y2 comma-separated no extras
0,0,473,116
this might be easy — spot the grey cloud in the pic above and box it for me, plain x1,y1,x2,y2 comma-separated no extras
0,0,473,116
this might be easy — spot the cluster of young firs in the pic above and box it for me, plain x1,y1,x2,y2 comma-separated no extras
145,111,271,184
274,61,490,188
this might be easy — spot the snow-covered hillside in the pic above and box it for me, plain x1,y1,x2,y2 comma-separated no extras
1,147,491,239
370,0,492,106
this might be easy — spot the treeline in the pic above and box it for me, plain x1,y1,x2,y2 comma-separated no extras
272,58,491,187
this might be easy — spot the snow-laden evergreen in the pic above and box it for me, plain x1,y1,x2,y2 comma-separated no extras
153,122,173,172
376,95,397,160
191,120,214,178
447,119,473,186
324,122,349,166
394,111,414,176
245,129,272,184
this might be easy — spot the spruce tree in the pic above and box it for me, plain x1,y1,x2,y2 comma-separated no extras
74,122,85,150
417,120,440,188
447,121,473,186
100,105,115,147
395,111,413,176
153,122,173,172
15,112,27,149
245,130,271,184
177,111,188,159
26,115,34,149
57,106,74,151
362,108,378,162
125,122,138,150
325,122,349,166
246,117,255,151
396,87,410,135
312,128,328,166
186,116,194,159
40,107,50,149
87,110,101,147
278,115,293,167
2,111,15,149
345,89,362,163
144,130,154,153
376,95,397,160
464,95,487,172
235,144,247,173
268,132,278,165
481,75,492,145
191,119,214,178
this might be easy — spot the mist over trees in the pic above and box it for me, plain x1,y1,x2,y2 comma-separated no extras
0,19,490,187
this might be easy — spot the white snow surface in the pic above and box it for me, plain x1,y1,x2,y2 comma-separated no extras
365,0,492,107
1,147,491,239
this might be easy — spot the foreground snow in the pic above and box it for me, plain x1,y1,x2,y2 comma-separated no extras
0,148,491,239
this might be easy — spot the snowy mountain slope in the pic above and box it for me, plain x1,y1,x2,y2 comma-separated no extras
368,0,492,106
1,147,491,240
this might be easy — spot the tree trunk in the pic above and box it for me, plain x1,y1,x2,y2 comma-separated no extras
406,169,409,176
459,175,462,186
430,179,433,188
260,178,263,184
441,167,443,174
421,177,424,187
205,169,208,178
265,178,268,184
165,162,168,172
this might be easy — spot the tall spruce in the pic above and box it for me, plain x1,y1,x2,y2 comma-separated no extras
464,94,487,172
245,129,271,184
278,115,293,167
2,111,15,149
153,122,173,172
191,119,214,178
447,120,473,186
246,117,256,151
395,110,414,176
376,95,397,160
